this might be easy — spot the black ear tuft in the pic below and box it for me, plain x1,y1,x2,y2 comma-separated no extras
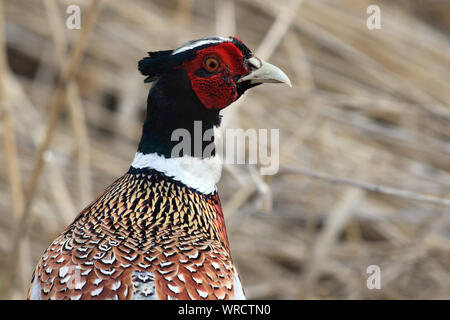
138,50,175,83
138,49,197,83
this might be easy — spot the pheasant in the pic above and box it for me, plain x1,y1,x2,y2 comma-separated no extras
28,36,291,300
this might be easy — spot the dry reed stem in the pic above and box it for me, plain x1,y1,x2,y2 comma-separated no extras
303,174,368,297
280,165,450,207
66,83,92,206
45,0,92,207
248,164,272,212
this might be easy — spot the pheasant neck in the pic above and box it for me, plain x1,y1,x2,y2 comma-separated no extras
137,68,221,159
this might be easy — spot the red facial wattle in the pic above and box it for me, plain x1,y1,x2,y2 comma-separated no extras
181,42,249,110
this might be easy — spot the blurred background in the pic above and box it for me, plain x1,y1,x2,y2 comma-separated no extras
0,0,449,299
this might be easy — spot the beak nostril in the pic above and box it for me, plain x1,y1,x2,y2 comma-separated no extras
247,57,262,69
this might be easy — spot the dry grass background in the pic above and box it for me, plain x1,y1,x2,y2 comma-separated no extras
0,0,449,299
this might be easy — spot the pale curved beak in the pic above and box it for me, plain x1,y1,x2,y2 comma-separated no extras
238,57,292,87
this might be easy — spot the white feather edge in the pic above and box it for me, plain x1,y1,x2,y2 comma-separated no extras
131,152,222,195
232,270,246,300
29,277,42,300
172,37,230,55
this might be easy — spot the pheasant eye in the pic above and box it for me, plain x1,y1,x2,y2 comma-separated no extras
204,57,220,72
